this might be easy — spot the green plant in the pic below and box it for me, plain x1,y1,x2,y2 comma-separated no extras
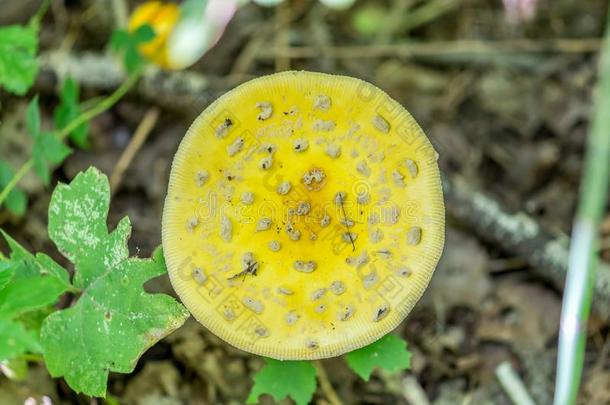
0,168,189,396
554,7,610,405
0,8,148,211
0,1,47,96
248,336,411,405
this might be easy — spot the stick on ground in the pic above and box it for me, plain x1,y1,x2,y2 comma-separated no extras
110,106,161,194
443,175,610,319
496,361,538,405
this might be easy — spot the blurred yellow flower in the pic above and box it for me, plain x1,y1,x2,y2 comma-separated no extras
127,0,353,71
127,1,237,70
128,1,180,69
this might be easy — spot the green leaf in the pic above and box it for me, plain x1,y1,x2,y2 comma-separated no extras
124,47,143,73
109,25,156,73
0,318,43,361
38,132,72,165
110,29,130,52
32,133,72,186
351,5,386,37
345,334,411,380
32,146,50,186
4,187,27,216
0,230,68,363
48,168,129,288
27,99,71,187
0,161,27,216
0,231,71,319
54,77,89,148
0,263,15,291
247,359,317,405
0,24,39,95
132,24,156,43
42,167,189,397
15,307,54,337
26,95,40,139
60,75,78,101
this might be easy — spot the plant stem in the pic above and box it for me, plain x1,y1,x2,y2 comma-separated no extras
104,394,121,405
313,360,344,405
56,70,141,142
553,10,610,405
0,161,34,209
0,70,142,208
21,353,44,362
30,0,50,29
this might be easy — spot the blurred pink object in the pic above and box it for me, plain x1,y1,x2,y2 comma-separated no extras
503,0,538,24
167,0,238,69
205,0,239,48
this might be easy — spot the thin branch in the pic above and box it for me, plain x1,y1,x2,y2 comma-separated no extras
313,360,344,405
496,361,537,405
38,52,217,114
37,38,602,114
39,37,602,97
274,0,291,71
0,161,34,209
401,375,431,405
443,175,610,319
57,69,141,142
109,106,160,194
256,38,602,59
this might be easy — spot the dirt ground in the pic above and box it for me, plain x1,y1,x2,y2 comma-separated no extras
1,0,610,404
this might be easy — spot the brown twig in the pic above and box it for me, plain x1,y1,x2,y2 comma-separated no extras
401,375,431,405
443,175,610,319
257,38,602,59
38,37,601,112
495,361,537,405
274,0,291,71
109,106,161,194
308,3,335,72
230,29,269,76
38,52,216,114
313,360,344,405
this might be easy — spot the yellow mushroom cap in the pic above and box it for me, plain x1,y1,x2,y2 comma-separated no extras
162,71,445,360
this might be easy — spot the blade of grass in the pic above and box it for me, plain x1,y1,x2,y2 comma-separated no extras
553,10,610,405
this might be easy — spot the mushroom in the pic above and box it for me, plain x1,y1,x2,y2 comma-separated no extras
162,71,445,360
